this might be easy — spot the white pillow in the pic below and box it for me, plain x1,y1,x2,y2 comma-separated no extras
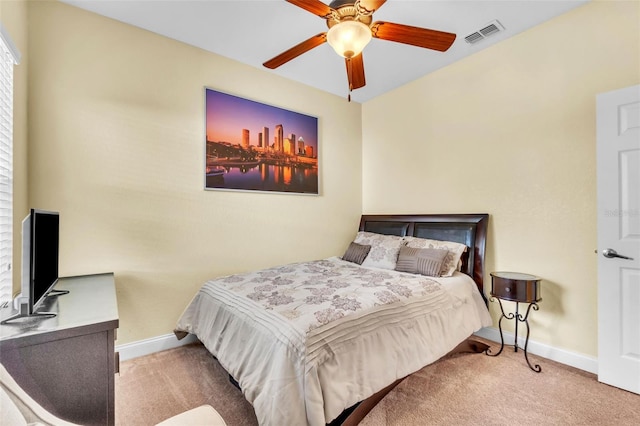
403,236,467,277
353,231,405,270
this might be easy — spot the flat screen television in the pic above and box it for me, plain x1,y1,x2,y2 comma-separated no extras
1,209,66,324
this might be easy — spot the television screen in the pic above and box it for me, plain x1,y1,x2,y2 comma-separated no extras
30,209,59,312
0,209,61,324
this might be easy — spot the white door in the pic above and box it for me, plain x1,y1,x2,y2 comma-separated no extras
597,84,640,394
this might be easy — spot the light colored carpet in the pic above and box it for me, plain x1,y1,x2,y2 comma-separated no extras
116,342,256,426
115,340,640,426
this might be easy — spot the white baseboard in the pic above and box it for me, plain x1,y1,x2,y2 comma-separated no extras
115,333,198,361
474,327,598,375
116,328,598,374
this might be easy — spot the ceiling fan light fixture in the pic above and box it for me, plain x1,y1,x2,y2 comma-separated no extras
326,20,372,59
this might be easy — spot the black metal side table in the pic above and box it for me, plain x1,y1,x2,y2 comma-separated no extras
486,271,542,372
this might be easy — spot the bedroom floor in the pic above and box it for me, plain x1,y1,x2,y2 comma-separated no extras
115,340,640,426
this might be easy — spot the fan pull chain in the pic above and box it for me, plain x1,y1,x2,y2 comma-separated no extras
347,57,353,102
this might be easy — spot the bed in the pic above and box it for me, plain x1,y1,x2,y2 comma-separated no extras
175,214,492,426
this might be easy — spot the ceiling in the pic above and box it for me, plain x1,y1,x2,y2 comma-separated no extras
59,0,589,103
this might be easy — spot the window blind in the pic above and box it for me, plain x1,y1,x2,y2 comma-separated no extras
0,25,19,304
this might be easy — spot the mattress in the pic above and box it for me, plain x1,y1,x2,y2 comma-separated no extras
175,257,492,426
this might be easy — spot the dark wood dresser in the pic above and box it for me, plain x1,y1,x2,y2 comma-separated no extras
0,273,119,425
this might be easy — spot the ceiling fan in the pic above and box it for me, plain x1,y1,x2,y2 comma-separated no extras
263,0,457,100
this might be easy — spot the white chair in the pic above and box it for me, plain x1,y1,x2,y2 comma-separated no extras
155,405,226,426
0,364,226,426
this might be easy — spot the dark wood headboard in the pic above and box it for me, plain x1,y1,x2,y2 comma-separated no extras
359,214,489,298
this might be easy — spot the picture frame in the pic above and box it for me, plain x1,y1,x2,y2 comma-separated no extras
204,88,319,195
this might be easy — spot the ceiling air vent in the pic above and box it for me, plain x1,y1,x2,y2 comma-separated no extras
465,20,504,45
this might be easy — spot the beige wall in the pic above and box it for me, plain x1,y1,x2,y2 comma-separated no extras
26,1,362,344
1,0,29,291
362,1,640,357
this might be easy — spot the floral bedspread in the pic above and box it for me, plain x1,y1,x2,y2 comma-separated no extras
214,257,446,336
176,257,488,426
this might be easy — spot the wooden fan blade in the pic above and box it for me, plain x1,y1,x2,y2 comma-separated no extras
263,33,327,69
346,54,366,91
358,0,387,13
371,21,456,52
286,0,333,18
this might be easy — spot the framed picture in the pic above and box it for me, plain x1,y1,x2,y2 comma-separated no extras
204,88,319,195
